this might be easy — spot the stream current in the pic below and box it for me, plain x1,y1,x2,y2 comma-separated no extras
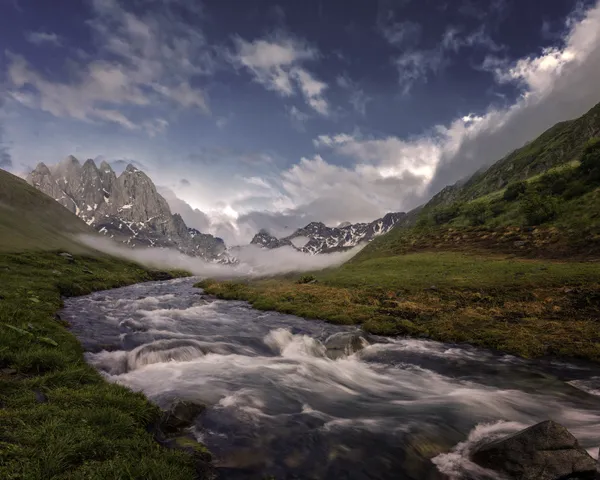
62,278,600,479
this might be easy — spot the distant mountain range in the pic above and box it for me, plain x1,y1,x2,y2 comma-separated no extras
25,156,408,257
27,156,229,261
251,212,407,254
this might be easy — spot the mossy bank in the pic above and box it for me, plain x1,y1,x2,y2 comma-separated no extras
0,251,203,480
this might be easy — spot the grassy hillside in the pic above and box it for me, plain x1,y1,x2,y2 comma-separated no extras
0,169,201,479
200,105,600,363
0,169,95,253
424,102,600,210
364,137,600,261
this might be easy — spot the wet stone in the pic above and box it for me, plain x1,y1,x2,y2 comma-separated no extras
160,400,206,435
324,331,370,360
471,420,597,480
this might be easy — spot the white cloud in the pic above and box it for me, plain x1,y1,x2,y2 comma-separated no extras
485,47,577,94
6,0,213,133
92,109,138,130
291,68,329,115
158,186,211,232
235,154,427,237
25,31,62,46
442,26,504,53
314,134,439,182
394,49,444,94
231,34,329,115
244,176,272,189
79,234,361,277
306,0,600,221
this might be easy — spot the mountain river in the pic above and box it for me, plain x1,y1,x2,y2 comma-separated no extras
61,278,600,479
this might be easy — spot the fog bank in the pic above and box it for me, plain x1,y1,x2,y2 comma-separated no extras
77,235,362,277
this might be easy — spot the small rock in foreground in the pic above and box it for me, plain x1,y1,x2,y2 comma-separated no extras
471,420,597,480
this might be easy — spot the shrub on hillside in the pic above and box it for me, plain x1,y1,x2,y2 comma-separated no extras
462,202,490,226
520,192,559,225
490,200,506,217
562,180,588,200
537,170,573,196
432,203,463,225
503,181,527,201
579,138,600,182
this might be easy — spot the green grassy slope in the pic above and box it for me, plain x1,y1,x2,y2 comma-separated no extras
361,137,600,261
424,102,600,210
200,104,600,363
0,169,95,253
0,169,200,479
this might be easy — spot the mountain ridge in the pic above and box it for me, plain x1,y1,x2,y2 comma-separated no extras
250,212,408,254
27,157,228,261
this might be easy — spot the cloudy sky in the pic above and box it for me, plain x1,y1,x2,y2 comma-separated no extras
1,0,600,244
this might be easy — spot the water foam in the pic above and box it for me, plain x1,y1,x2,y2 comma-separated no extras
63,278,600,479
432,421,529,479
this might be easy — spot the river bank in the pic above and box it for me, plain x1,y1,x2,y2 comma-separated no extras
198,250,600,362
60,277,600,479
0,251,201,479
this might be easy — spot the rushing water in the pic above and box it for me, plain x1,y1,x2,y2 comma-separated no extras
62,278,600,479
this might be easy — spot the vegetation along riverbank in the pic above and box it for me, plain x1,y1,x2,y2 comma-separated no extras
199,106,600,363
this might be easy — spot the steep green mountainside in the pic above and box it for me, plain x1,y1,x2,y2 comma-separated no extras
425,102,600,210
358,104,600,261
0,168,94,252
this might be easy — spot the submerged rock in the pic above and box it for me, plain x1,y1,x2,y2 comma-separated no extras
160,400,206,435
150,400,216,478
126,339,205,371
324,332,370,360
471,420,597,480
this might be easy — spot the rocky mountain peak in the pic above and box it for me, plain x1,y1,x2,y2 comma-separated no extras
306,222,326,229
251,230,292,249
82,158,98,170
99,160,114,172
26,157,228,261
33,162,51,175
62,155,81,166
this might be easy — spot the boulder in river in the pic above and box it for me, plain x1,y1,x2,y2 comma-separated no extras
471,420,597,480
324,331,370,360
